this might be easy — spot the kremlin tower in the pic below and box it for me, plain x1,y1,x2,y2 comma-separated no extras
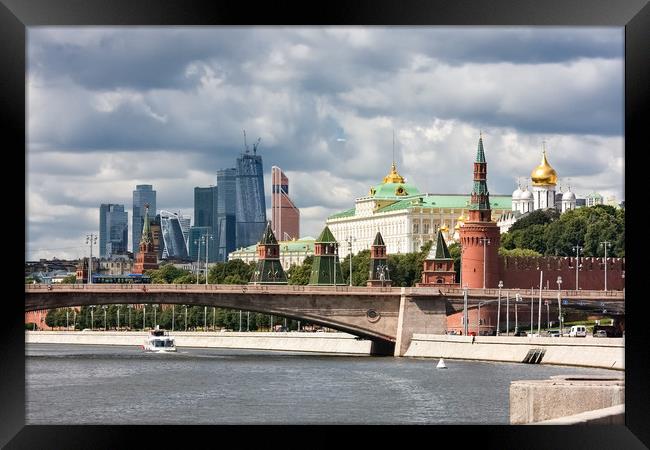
133,204,159,274
459,133,500,289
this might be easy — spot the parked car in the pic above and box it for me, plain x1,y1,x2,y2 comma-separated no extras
548,330,561,337
593,330,608,338
569,325,587,337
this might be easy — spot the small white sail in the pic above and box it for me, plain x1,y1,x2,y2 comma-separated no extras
436,358,447,369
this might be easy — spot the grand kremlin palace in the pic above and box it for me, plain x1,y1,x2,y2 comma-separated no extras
326,162,511,259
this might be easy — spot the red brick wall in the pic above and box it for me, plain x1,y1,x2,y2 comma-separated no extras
499,256,625,291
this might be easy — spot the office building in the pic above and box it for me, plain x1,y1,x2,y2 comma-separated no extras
99,204,128,258
216,168,237,262
271,166,300,241
235,145,267,249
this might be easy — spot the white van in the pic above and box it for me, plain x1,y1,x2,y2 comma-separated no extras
569,325,587,337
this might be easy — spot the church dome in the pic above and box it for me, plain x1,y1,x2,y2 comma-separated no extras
520,189,533,200
512,187,523,200
562,190,576,201
531,150,558,186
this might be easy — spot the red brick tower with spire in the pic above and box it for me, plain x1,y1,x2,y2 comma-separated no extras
459,133,500,288
133,204,159,274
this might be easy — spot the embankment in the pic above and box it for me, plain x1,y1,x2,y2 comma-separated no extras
404,334,623,370
25,331,373,355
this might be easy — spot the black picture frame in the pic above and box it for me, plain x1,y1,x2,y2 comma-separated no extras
4,0,648,447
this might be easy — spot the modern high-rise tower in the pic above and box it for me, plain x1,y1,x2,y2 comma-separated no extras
193,186,218,262
216,168,237,262
160,210,189,259
132,185,156,255
99,204,128,258
271,166,300,241
459,133,500,289
235,140,266,249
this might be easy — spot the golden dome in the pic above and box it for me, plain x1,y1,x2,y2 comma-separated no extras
440,223,449,232
531,150,557,186
383,162,405,184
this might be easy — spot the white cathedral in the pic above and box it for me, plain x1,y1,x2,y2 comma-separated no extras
498,146,576,233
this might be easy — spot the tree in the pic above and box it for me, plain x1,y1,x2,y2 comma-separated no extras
286,256,312,285
61,274,77,284
498,247,542,257
501,205,624,257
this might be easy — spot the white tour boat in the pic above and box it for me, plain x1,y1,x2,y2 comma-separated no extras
143,326,177,352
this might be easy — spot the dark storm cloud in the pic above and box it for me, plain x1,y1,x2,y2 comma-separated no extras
26,27,624,259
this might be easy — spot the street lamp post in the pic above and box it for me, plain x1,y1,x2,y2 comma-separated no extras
346,236,355,286
537,270,543,336
247,311,250,331
205,234,214,285
153,304,158,328
463,284,469,335
601,241,610,291
530,289,534,335
143,305,146,330
573,245,583,291
204,306,207,331
127,305,133,330
497,281,503,336
239,310,242,332
85,234,97,284
116,305,120,330
171,304,175,332
90,305,95,331
479,238,491,289
184,305,188,331
195,237,202,284
557,276,563,335
515,294,520,334
102,305,108,331
66,309,69,330
212,307,216,331
505,292,510,336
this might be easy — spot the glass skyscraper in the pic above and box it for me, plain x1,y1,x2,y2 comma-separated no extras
99,204,128,258
193,186,218,262
216,168,237,262
235,149,266,249
160,210,189,259
132,185,156,255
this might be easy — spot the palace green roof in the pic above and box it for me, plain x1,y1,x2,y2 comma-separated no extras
232,237,316,255
328,208,355,219
328,194,512,219
369,181,421,199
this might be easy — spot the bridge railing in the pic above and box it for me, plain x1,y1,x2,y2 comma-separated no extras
24,283,624,299
24,283,402,294
439,287,624,299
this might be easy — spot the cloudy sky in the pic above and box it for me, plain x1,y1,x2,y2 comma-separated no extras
27,27,624,261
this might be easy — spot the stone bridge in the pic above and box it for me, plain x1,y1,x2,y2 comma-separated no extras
24,284,624,356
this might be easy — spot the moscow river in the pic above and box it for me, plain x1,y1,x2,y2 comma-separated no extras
26,344,617,425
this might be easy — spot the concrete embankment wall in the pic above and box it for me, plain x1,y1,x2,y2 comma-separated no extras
404,334,624,370
25,331,373,355
510,375,624,424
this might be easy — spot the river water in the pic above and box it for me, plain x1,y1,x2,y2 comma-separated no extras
26,344,617,425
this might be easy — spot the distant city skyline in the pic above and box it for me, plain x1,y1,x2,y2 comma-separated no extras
27,27,624,260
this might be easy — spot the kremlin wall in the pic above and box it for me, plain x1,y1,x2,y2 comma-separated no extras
499,256,624,291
